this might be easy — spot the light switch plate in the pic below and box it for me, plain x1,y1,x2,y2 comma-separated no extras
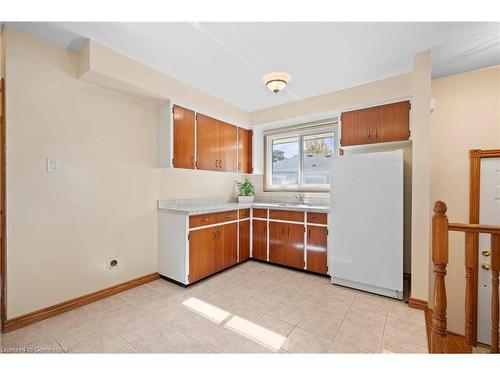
47,158,59,172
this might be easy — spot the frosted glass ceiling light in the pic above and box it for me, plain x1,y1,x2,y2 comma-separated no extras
263,72,290,94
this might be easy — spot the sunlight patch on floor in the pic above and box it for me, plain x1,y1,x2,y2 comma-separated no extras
224,315,286,351
182,297,231,324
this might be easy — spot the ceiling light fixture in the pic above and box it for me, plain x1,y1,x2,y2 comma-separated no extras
263,72,290,94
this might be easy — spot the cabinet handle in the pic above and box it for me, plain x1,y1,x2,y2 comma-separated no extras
213,230,217,240
219,159,223,169
367,130,371,139
215,159,218,168
191,156,194,166
308,229,311,238
287,227,290,235
374,129,377,139
201,218,209,222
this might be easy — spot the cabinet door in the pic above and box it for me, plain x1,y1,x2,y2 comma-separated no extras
196,114,220,171
172,105,195,169
239,220,250,262
238,127,253,174
375,101,410,143
269,221,288,265
340,107,376,146
269,222,305,269
218,223,237,270
252,220,267,261
189,227,218,283
218,121,238,172
306,226,328,274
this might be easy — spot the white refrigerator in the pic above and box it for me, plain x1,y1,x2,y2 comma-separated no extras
330,150,404,299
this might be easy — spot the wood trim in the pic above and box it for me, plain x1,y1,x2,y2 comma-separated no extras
2,272,159,333
408,297,429,311
0,78,5,332
469,148,500,345
424,307,469,354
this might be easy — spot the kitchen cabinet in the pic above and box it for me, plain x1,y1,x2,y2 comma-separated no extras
218,223,238,269
269,222,305,269
159,204,329,286
269,209,304,222
252,219,267,261
188,222,237,283
196,114,220,171
196,114,238,172
340,100,410,147
239,219,250,261
189,226,219,283
306,226,328,274
238,127,253,174
172,105,196,169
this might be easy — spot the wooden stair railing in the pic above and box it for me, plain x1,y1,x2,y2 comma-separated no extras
431,201,500,353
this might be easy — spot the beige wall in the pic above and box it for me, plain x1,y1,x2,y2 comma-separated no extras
159,168,240,199
430,65,500,334
410,51,432,303
79,40,249,127
249,73,412,126
2,27,247,319
3,27,161,318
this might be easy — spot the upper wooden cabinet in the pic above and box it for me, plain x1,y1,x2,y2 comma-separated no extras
167,104,251,173
172,105,195,169
196,114,238,172
340,101,410,147
218,120,238,172
238,127,253,174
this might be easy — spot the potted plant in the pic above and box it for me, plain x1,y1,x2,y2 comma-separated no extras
236,178,255,203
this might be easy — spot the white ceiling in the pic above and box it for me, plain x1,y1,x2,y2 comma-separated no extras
5,22,500,112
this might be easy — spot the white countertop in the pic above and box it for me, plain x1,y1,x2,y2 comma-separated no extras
158,201,330,215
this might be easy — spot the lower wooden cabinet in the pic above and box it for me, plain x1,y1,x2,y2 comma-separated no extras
189,226,219,283
219,223,237,269
252,220,267,261
189,223,237,283
306,226,328,274
269,222,305,269
239,220,250,261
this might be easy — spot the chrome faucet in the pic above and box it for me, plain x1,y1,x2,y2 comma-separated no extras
294,193,305,204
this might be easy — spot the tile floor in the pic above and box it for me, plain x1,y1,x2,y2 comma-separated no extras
0,261,429,353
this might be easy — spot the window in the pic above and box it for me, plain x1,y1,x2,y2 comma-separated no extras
265,122,337,192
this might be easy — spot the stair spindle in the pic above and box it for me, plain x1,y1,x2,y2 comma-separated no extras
431,201,449,353
464,232,475,353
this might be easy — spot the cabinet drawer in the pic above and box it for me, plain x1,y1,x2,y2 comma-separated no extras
252,208,267,219
307,212,327,225
239,209,250,219
217,210,237,222
269,209,304,222
189,210,237,228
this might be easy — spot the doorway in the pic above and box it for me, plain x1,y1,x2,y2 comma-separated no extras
477,156,500,345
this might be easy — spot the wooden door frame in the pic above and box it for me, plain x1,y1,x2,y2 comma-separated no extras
1,78,6,332
469,148,500,345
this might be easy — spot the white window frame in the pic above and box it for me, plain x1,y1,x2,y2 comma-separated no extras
264,123,338,192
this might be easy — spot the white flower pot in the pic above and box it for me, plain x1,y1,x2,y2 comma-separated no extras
238,195,254,203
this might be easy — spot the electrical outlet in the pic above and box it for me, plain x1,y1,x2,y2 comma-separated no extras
107,256,120,271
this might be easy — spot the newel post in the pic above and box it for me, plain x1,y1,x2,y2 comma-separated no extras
431,201,449,353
